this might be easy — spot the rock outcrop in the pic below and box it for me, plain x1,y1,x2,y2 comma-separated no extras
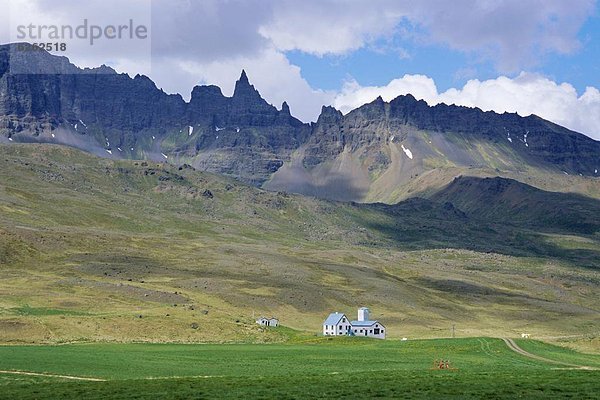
0,45,309,184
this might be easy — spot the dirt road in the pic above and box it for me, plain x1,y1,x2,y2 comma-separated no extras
501,338,594,369
0,370,105,381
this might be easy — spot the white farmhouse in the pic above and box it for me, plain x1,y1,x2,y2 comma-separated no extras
322,312,352,336
322,307,386,339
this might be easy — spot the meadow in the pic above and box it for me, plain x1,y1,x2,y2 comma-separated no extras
0,337,599,399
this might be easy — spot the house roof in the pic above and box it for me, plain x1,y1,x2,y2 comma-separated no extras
350,320,382,327
323,312,346,325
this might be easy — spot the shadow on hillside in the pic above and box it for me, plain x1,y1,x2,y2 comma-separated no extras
352,198,600,270
265,170,368,202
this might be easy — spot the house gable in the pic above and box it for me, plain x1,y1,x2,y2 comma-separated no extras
323,312,346,326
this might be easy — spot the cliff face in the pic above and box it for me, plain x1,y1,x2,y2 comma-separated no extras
266,94,599,202
1,43,599,200
0,44,186,150
301,94,599,177
172,70,310,184
385,95,599,175
0,45,309,184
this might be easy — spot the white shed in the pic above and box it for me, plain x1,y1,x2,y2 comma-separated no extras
256,316,279,327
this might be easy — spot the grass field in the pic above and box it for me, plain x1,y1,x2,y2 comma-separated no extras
0,338,598,399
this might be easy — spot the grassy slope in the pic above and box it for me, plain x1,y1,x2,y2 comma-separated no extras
0,338,598,399
0,144,599,349
429,176,600,233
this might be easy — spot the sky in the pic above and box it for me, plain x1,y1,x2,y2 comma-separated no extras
1,0,599,140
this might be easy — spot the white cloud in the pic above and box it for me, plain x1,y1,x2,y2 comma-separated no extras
2,0,152,74
333,73,600,140
258,0,403,56
5,0,592,70
259,0,596,71
407,0,596,72
149,0,272,61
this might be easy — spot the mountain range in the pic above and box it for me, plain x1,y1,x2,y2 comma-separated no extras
1,43,599,203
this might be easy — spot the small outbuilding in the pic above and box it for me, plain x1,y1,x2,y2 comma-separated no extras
256,316,279,327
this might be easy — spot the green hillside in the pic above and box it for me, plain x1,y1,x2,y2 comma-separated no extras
0,144,598,350
430,176,600,234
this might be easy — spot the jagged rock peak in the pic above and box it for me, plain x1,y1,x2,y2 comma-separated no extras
320,105,342,115
317,105,344,123
233,69,255,97
239,69,249,84
191,84,225,99
281,101,290,114
133,74,158,88
87,64,117,74
389,93,420,106
362,95,386,112
233,70,255,93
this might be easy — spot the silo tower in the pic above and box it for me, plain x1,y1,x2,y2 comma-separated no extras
358,307,370,321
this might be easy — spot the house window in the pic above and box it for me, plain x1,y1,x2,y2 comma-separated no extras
374,329,380,334
369,330,373,333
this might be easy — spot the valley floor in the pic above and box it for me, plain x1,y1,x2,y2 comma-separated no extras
0,338,599,399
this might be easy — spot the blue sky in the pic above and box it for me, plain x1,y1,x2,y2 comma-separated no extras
288,9,600,95
544,14,600,91
2,0,599,139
